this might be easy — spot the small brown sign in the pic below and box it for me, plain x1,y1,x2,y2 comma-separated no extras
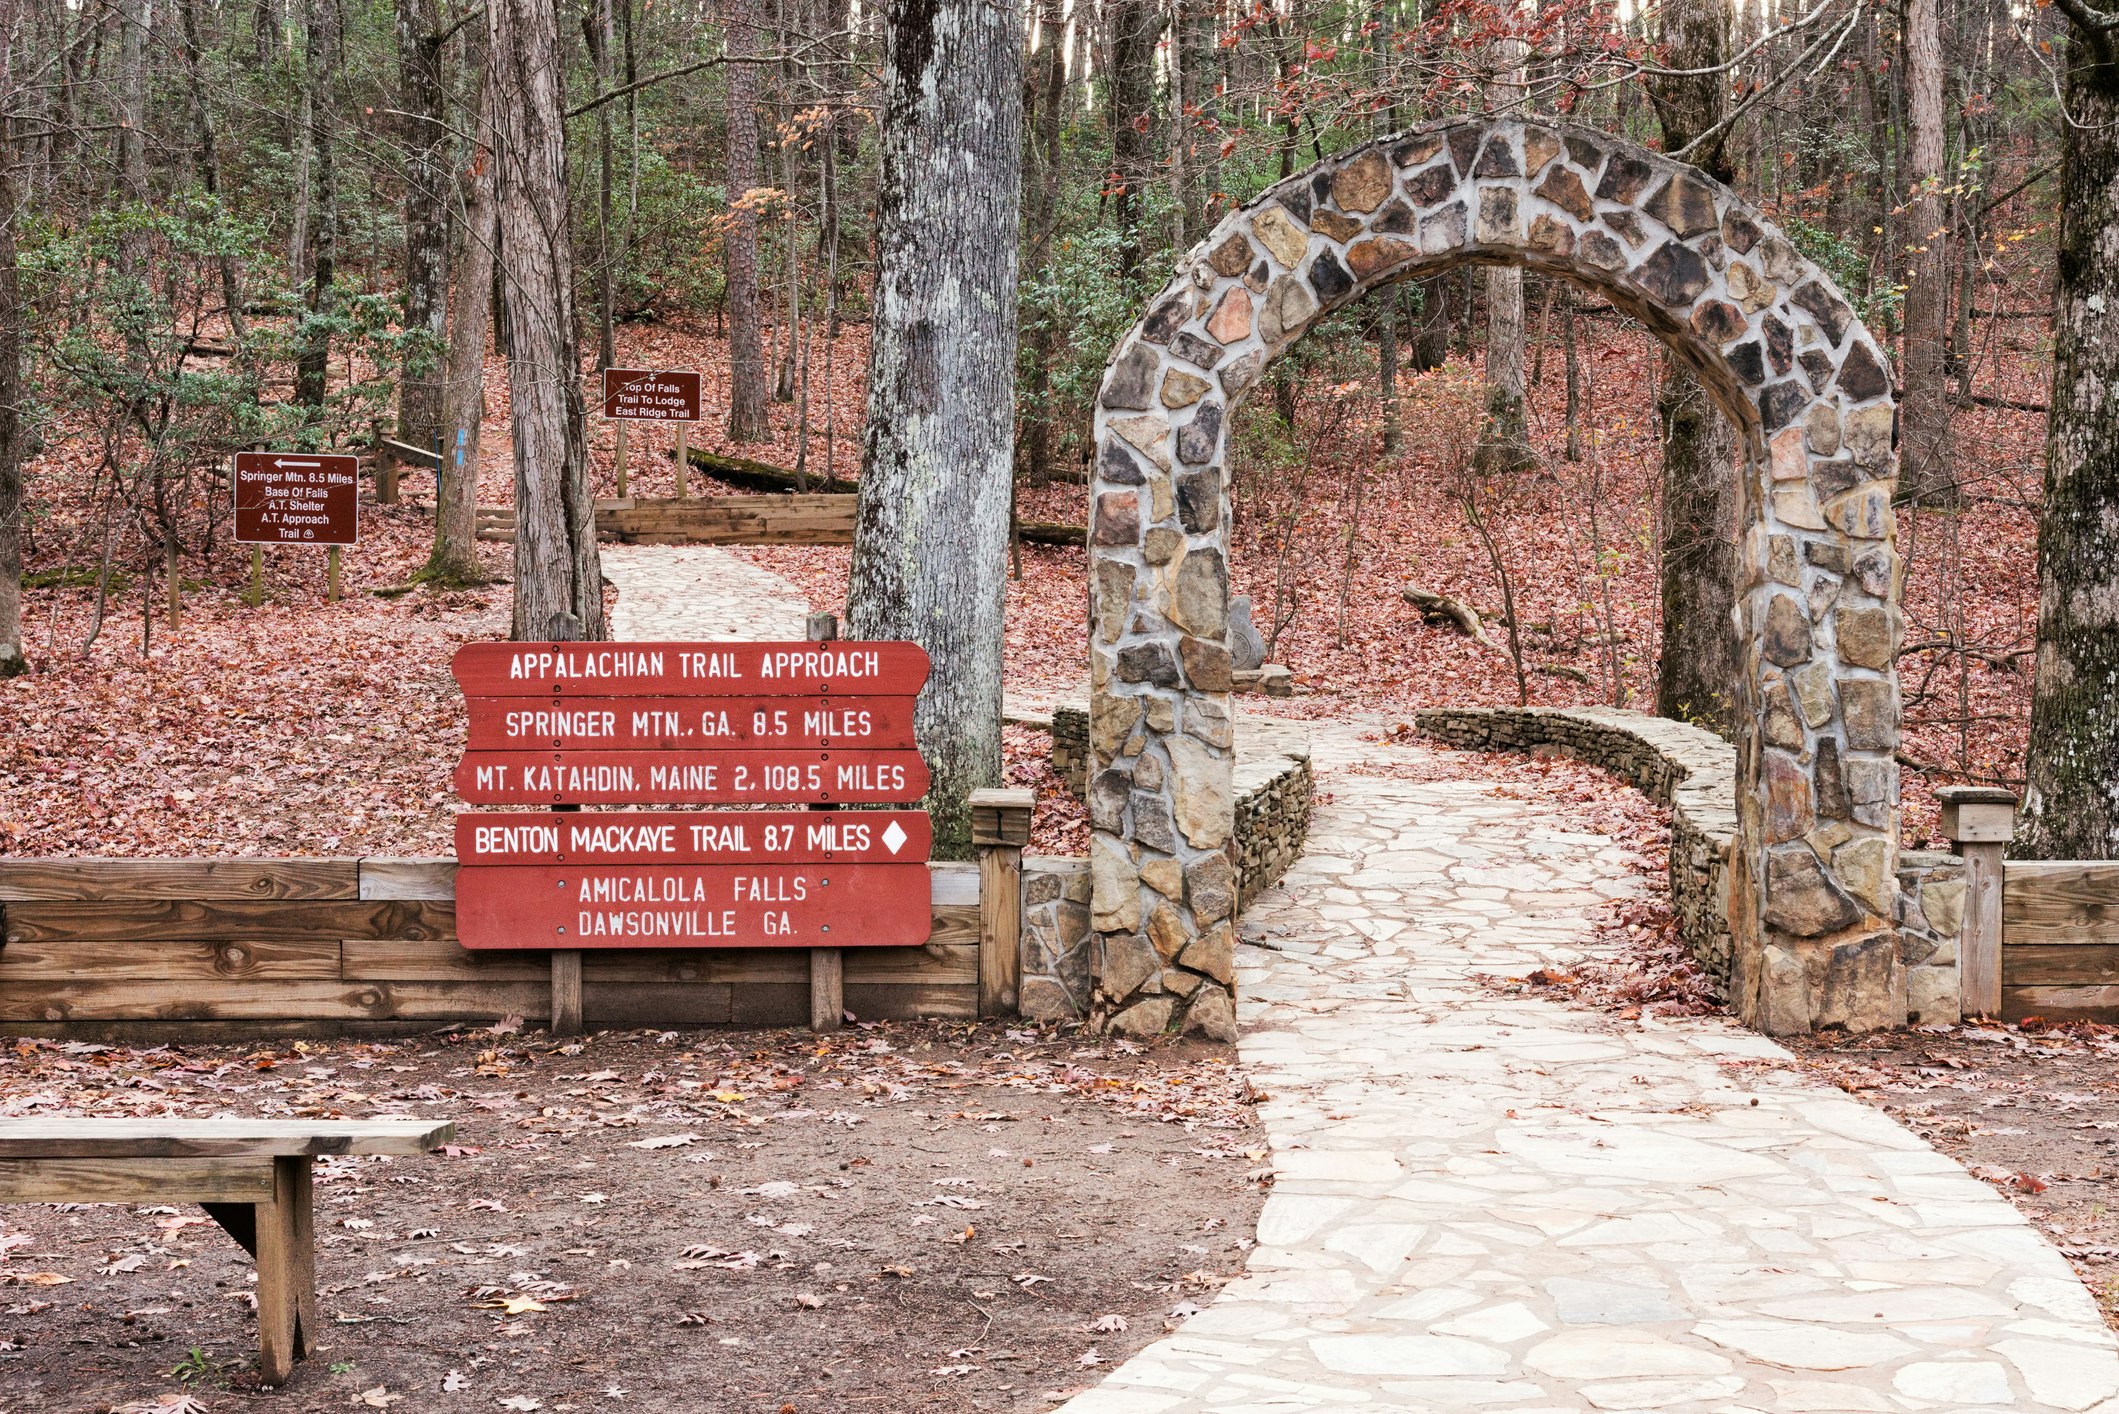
601,368,702,423
232,452,360,546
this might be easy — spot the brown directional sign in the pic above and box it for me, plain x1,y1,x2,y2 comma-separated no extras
232,451,360,546
457,811,932,866
456,862,934,949
463,695,918,751
453,748,929,806
452,638,935,949
452,641,931,698
600,368,702,422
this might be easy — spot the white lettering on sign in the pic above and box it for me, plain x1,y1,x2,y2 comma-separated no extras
806,820,871,850
521,763,638,794
676,651,740,679
647,762,720,791
474,822,561,855
567,821,678,854
505,708,618,739
576,909,736,938
834,762,907,792
507,648,668,681
757,647,883,680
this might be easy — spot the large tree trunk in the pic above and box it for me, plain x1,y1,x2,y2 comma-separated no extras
294,0,338,414
1107,0,1161,275
1648,0,1741,734
488,0,604,640
426,60,495,588
1020,0,1065,483
179,0,245,340
724,0,769,440
396,0,450,452
1474,38,1532,476
1899,0,1954,505
590,0,617,372
0,0,26,677
2020,24,2119,859
848,0,1023,857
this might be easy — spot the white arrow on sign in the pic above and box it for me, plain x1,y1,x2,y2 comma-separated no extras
273,459,322,468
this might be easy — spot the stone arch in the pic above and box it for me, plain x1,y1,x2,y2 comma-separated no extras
1088,117,1901,1039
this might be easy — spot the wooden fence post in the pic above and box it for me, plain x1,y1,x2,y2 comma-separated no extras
808,611,843,1032
971,787,1033,1018
1939,784,2018,1021
370,419,400,505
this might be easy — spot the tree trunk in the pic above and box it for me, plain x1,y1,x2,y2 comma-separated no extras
294,0,338,414
589,0,617,371
2020,25,2119,859
488,0,604,640
1647,0,1741,735
1107,0,1160,275
426,60,495,588
848,0,1023,858
724,0,769,440
1020,0,1065,483
1474,36,1532,475
1900,0,1954,504
397,0,450,451
0,0,27,677
179,0,245,340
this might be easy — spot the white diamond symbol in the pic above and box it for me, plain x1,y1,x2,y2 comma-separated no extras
882,821,908,855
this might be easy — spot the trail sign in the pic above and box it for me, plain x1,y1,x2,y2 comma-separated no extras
463,694,918,751
457,862,934,949
450,638,936,951
451,641,932,698
601,368,702,422
453,748,930,806
233,452,360,546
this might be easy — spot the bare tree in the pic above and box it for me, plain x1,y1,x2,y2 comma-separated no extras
488,0,604,640
0,0,25,677
724,0,769,441
848,0,1024,856
1647,0,1741,733
396,0,450,452
1899,0,1954,504
425,59,495,588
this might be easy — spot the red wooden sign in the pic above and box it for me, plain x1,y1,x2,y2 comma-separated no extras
463,695,917,751
233,451,360,546
456,862,933,949
454,749,928,805
452,641,931,698
456,811,932,866
601,368,702,422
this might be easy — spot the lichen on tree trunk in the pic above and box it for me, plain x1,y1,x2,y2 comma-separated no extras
848,0,1023,858
488,0,604,642
2021,32,2119,859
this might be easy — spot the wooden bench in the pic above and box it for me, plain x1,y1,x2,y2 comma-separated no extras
0,1117,453,1384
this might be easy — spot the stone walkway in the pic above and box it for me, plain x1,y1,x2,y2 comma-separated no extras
601,545,810,641
1064,721,2119,1414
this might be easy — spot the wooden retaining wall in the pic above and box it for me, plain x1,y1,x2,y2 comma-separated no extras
0,857,982,1039
2002,860,2119,1023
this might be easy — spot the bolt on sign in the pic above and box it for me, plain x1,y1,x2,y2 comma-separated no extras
451,640,934,950
232,452,360,545
600,368,702,422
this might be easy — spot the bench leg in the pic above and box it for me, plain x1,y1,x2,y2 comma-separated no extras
254,1156,317,1384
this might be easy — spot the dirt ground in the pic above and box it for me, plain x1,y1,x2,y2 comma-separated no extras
0,1021,1264,1414
1788,1020,2119,1328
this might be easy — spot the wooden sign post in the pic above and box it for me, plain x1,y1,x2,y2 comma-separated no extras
600,369,702,501
233,451,360,606
451,638,933,1035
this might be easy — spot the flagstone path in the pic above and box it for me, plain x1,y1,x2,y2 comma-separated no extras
601,545,810,642
1061,721,2119,1414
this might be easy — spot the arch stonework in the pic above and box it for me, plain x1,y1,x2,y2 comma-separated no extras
1087,117,1903,1039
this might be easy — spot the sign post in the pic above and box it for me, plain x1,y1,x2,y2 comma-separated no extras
451,638,933,1035
599,369,702,501
233,451,360,607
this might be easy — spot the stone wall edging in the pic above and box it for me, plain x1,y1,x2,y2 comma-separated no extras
1020,730,1312,1026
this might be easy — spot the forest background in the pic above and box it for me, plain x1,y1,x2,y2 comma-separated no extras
0,0,2103,860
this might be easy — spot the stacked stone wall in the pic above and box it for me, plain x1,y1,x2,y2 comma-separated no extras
1416,706,1945,1027
1050,705,1089,795
1416,706,1740,989
1020,728,1312,1024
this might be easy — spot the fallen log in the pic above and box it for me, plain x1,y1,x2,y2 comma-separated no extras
1402,583,1497,649
675,446,1085,545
